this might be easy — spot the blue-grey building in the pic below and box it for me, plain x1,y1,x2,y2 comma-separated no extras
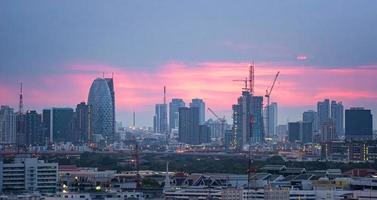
232,91,264,150
88,78,115,142
190,98,205,125
169,98,185,132
331,100,344,137
345,107,373,141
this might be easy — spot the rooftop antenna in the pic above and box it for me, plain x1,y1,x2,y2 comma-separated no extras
249,61,255,95
102,72,105,78
19,82,24,114
112,72,114,79
163,86,166,105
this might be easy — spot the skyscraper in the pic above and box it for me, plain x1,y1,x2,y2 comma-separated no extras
105,77,115,135
178,107,210,145
88,78,115,141
288,121,312,143
42,108,74,143
265,102,277,137
303,110,319,133
250,96,264,143
317,99,330,132
345,107,373,141
169,98,185,132
178,107,200,145
331,100,344,137
0,106,16,144
154,104,168,134
232,91,264,149
74,102,91,143
190,98,205,125
24,110,43,145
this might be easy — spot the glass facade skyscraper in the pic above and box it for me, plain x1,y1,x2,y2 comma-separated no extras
88,78,115,141
169,98,185,132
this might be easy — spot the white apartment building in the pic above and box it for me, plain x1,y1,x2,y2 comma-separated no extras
0,156,58,194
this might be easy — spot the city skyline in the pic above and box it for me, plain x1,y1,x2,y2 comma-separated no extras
1,0,377,127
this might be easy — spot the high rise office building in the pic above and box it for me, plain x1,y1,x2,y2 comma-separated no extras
88,78,115,141
317,99,330,132
265,102,277,137
250,96,264,143
154,104,168,134
331,100,344,137
345,107,373,141
0,106,16,144
288,121,312,143
24,110,43,145
74,102,91,143
169,98,185,132
105,78,115,135
190,98,205,125
178,107,211,145
303,110,319,133
178,107,200,145
232,91,265,149
42,108,74,143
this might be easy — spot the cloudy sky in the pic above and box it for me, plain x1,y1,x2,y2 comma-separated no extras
1,0,377,127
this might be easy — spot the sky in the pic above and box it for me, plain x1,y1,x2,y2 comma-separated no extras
0,0,377,127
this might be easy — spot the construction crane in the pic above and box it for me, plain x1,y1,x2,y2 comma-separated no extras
207,107,226,140
264,71,280,137
232,77,249,91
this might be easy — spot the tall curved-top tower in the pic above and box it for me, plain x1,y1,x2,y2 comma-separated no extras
88,78,114,140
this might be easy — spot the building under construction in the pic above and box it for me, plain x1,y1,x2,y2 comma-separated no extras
231,64,265,150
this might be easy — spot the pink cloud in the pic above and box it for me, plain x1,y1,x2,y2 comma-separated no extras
1,61,377,121
296,55,308,61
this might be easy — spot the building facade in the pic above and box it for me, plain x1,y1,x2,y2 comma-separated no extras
74,102,91,143
0,156,58,194
317,99,330,133
264,102,277,138
190,98,205,125
88,78,115,142
43,108,74,143
288,121,312,143
178,107,200,145
331,100,344,137
154,104,168,134
169,98,185,133
345,107,373,141
0,106,16,144
303,110,318,133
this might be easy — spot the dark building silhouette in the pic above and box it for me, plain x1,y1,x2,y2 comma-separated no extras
74,102,91,143
42,108,74,143
303,110,318,133
178,107,199,145
190,99,205,125
288,121,312,143
178,107,211,145
345,108,373,141
24,110,43,145
199,125,211,144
